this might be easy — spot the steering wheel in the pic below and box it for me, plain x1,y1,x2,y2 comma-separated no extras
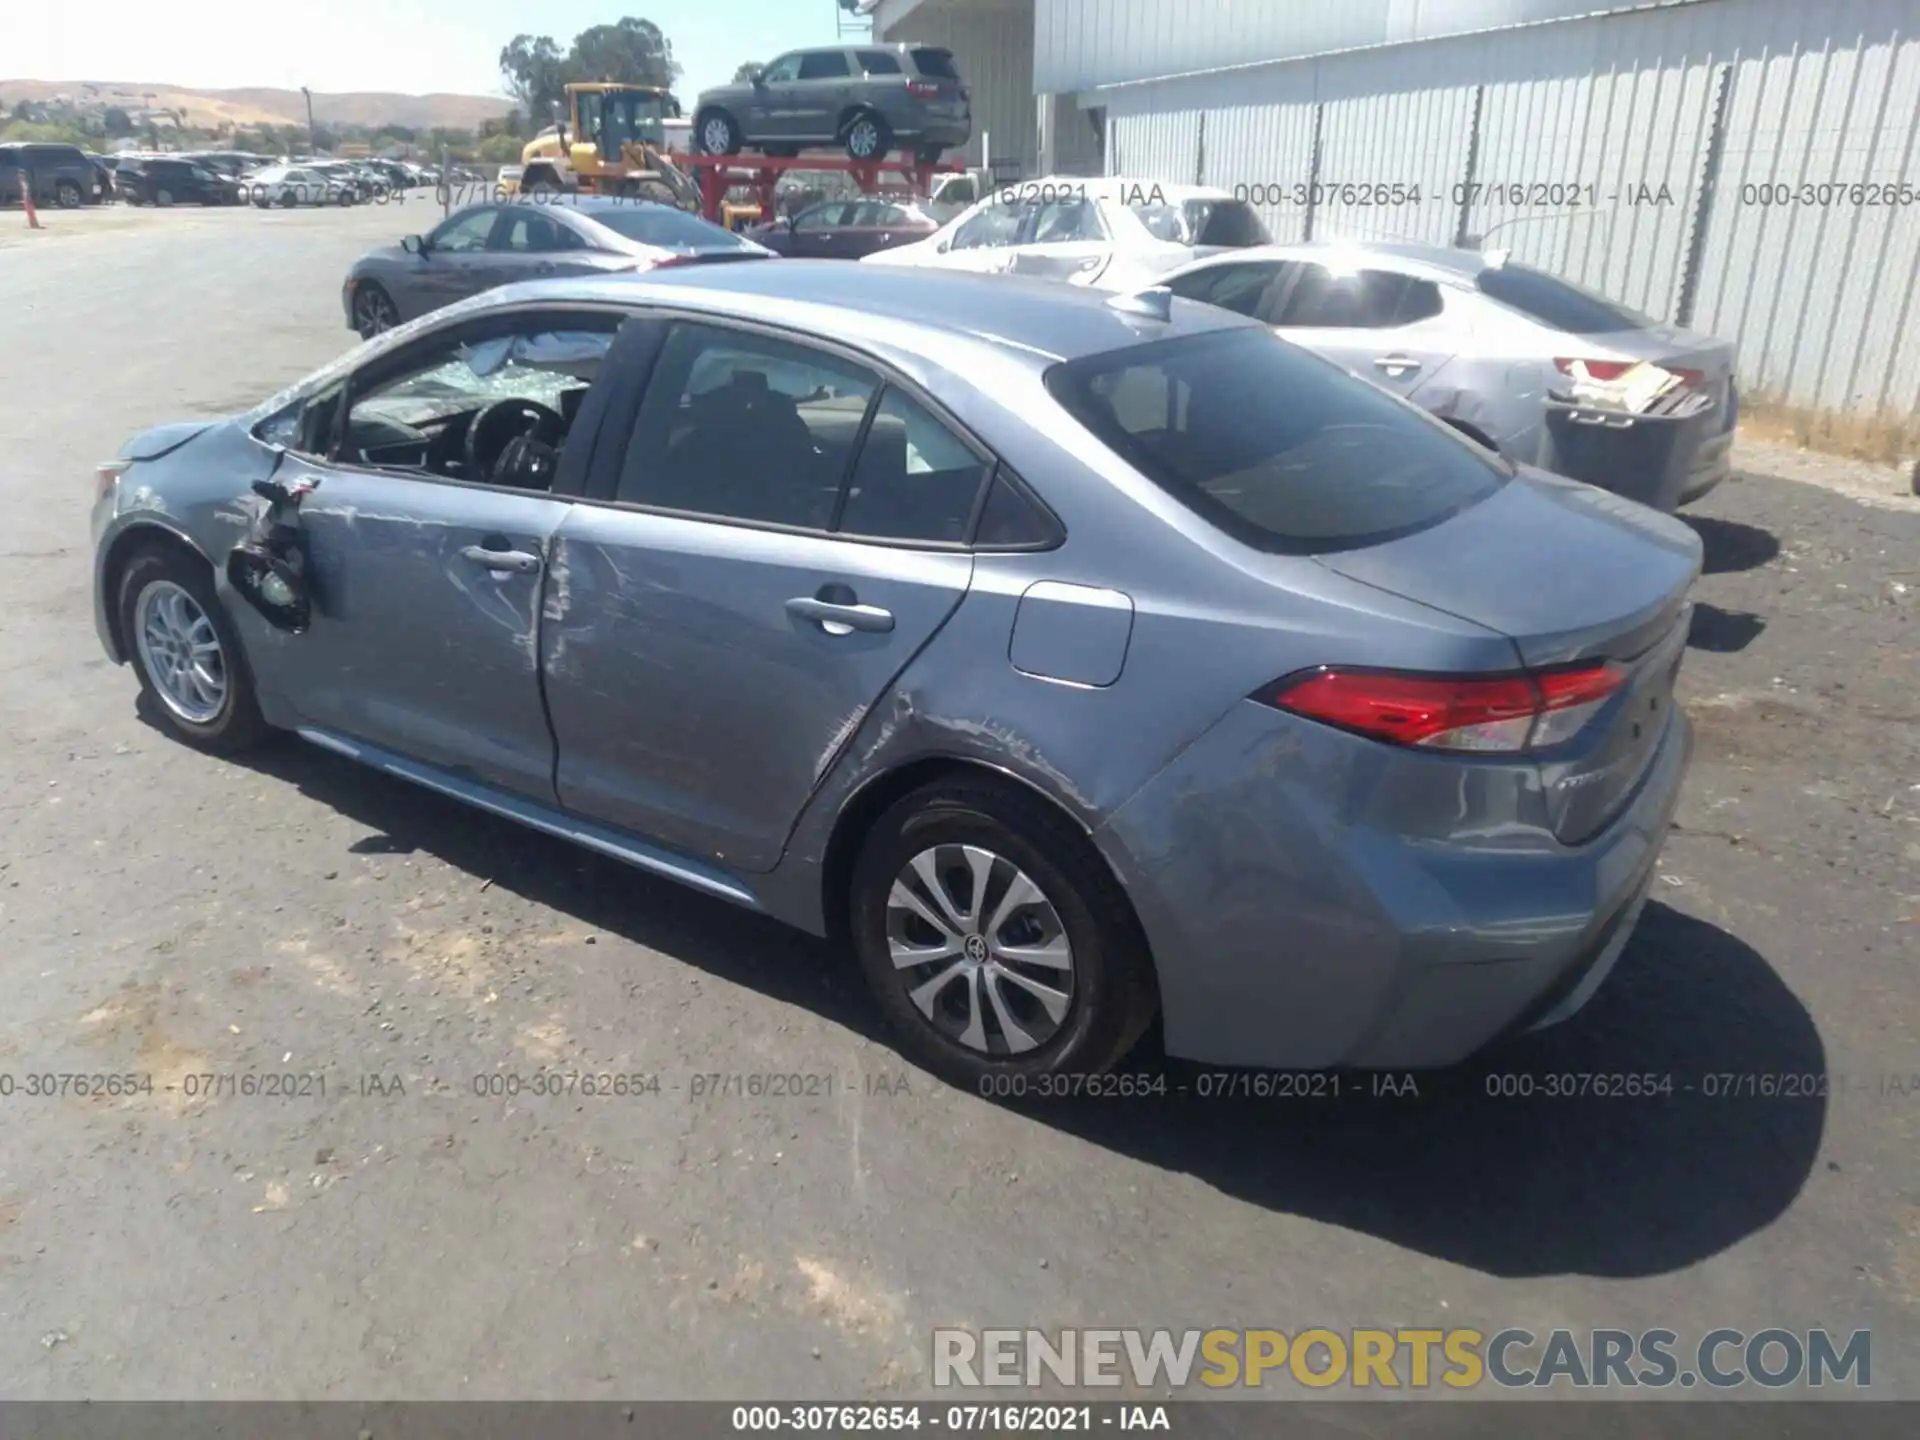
465,398,565,480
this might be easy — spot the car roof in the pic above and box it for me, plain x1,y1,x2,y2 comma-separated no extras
477,261,1256,366
1219,239,1496,283
996,175,1240,205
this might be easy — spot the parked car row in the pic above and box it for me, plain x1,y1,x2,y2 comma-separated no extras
2,144,470,210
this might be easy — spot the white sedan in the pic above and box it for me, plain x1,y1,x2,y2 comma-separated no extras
245,165,354,208
861,175,1271,291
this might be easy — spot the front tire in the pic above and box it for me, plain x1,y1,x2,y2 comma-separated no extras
914,144,944,166
155,187,174,207
697,108,742,156
352,280,398,338
849,779,1157,1087
118,548,271,755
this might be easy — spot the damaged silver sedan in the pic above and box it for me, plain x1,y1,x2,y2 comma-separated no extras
90,264,1700,1086
1159,240,1738,512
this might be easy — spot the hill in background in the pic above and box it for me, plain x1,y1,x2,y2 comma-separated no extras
0,79,513,131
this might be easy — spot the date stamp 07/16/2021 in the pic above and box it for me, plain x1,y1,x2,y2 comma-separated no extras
2,1067,1914,1107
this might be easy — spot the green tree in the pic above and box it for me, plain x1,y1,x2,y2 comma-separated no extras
568,17,680,90
476,132,524,164
500,33,568,121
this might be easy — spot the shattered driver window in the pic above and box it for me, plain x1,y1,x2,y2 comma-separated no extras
351,328,617,430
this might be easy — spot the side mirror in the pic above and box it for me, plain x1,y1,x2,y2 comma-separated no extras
401,234,425,255
750,69,768,88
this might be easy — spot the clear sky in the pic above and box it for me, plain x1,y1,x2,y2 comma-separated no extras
9,1,862,105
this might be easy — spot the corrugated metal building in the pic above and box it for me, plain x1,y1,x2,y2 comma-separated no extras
870,0,1920,429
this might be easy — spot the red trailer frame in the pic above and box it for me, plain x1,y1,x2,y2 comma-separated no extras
672,152,965,225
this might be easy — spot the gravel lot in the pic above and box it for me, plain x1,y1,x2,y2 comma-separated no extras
0,202,1916,1403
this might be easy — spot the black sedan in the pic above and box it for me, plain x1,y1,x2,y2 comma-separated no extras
743,197,942,259
341,196,776,338
119,158,242,207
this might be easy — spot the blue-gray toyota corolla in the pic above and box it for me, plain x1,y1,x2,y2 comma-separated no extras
89,262,1701,1088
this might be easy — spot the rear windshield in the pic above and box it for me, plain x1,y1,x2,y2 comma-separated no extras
909,47,961,80
1045,328,1506,554
581,205,758,252
1132,198,1271,248
1475,263,1662,334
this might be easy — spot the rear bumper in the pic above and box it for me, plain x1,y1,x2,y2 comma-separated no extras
893,113,972,147
1676,427,1733,506
1094,701,1691,1070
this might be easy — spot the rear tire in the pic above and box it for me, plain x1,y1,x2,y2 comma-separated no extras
117,547,271,755
848,778,1158,1089
56,180,83,208
156,188,174,207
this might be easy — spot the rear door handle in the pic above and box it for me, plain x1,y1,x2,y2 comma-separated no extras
460,543,541,574
786,596,895,635
1373,354,1421,377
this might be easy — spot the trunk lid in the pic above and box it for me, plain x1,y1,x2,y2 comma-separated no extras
1315,469,1701,842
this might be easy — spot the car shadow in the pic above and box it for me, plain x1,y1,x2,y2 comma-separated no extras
221,733,1827,1282
1688,601,1767,652
1686,515,1780,574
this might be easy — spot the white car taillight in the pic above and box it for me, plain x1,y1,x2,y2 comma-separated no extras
95,460,132,503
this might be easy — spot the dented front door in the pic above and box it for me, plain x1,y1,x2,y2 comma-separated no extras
281,464,572,800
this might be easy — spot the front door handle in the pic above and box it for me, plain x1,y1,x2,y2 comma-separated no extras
1374,354,1422,377
786,596,894,635
460,543,541,575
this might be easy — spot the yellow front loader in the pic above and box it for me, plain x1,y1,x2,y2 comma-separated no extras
519,82,701,209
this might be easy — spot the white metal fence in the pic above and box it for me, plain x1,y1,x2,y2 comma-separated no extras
1100,0,1920,423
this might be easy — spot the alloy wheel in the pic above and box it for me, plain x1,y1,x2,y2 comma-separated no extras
702,116,734,154
847,119,882,159
353,286,397,336
134,580,228,725
885,843,1076,1056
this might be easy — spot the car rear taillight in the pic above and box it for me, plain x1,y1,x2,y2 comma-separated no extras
1259,663,1627,753
1554,357,1704,387
906,80,940,99
95,460,132,502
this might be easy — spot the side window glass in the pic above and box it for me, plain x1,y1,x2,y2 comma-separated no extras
341,322,617,482
837,388,990,544
760,55,803,83
1276,266,1416,329
798,52,852,80
618,324,878,529
1164,261,1287,319
796,201,854,231
497,209,562,252
1030,197,1102,244
429,209,496,252
974,470,1063,548
1395,279,1445,324
949,202,1024,250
